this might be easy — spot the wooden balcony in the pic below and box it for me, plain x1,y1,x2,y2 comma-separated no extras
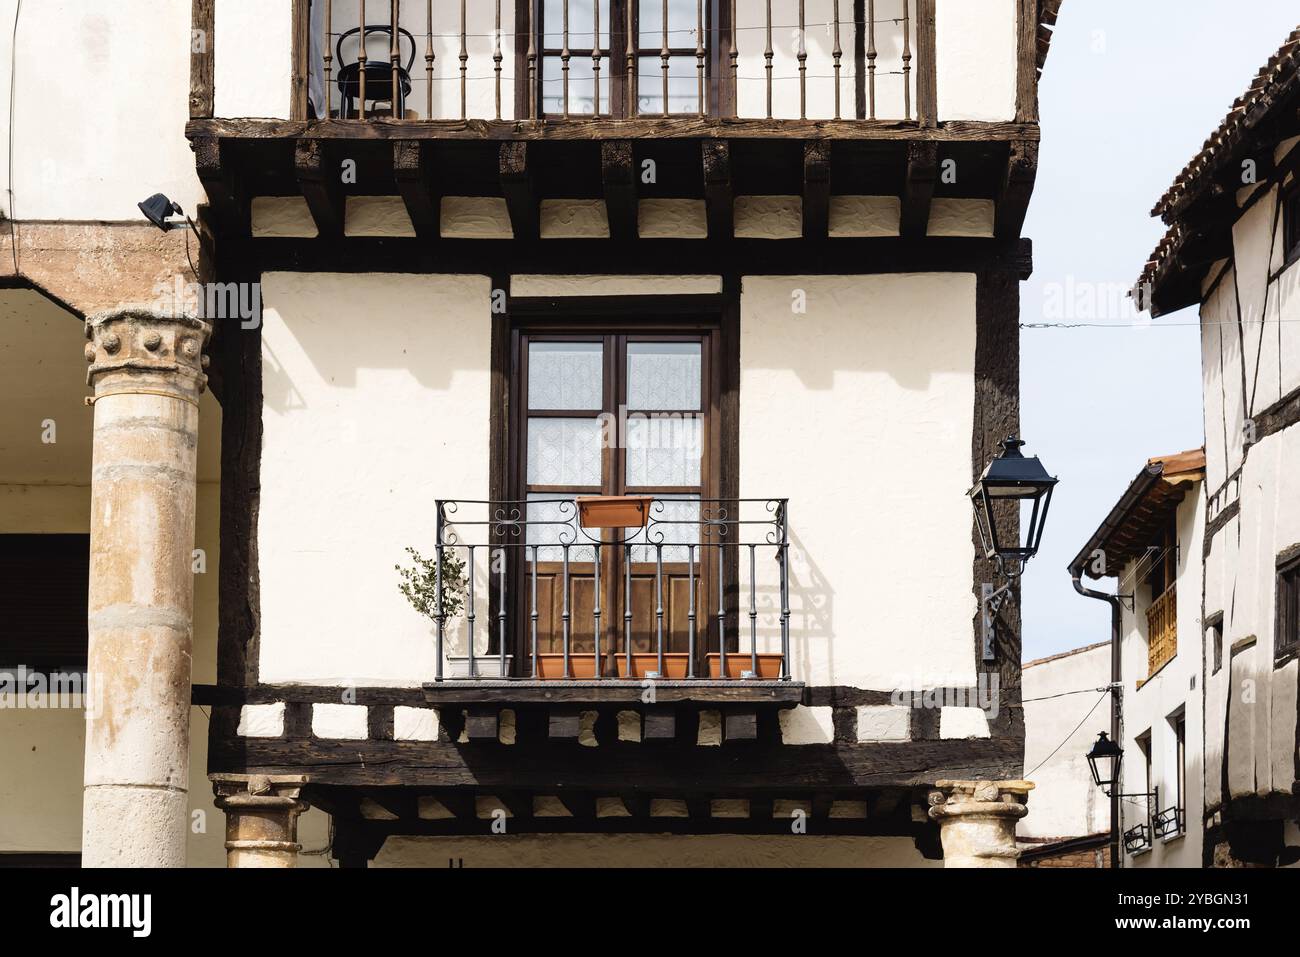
186,1,1044,249
1145,584,1177,678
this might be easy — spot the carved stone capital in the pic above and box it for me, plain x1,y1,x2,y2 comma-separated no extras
928,779,1034,868
84,309,212,400
212,775,311,868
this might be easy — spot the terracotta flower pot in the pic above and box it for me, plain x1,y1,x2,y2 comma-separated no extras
705,652,783,679
576,495,655,529
615,652,691,679
534,653,602,679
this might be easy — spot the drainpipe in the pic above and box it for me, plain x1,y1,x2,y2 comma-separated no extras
1069,568,1122,870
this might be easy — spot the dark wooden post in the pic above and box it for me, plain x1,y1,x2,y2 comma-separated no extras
190,0,215,118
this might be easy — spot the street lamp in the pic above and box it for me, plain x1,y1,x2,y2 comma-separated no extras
1084,731,1161,860
970,435,1057,661
969,435,1058,573
1085,731,1123,794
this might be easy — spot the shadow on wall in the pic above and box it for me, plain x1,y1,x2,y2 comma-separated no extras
258,273,495,411
739,274,978,392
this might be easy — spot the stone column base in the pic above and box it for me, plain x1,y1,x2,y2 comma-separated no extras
213,775,310,868
928,779,1034,868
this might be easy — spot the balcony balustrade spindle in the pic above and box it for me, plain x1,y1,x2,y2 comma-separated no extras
459,0,468,119
426,0,435,119
764,0,773,119
593,541,603,677
324,0,333,116
867,0,877,119
696,0,705,115
797,1,807,119
716,536,726,675
466,543,476,675
391,0,402,118
832,0,842,119
495,0,504,119
660,0,670,116
749,544,758,675
687,543,697,678
593,0,602,115
359,1,367,118
902,0,911,121
530,544,540,677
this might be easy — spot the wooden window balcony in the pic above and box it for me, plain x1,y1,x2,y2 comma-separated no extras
1145,583,1177,678
292,0,938,126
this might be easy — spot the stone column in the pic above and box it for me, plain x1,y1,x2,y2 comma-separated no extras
213,776,310,868
81,309,211,868
928,779,1034,868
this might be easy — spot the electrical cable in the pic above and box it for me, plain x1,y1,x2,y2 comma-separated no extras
1024,690,1108,779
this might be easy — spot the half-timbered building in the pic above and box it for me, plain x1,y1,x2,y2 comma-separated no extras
0,0,1062,866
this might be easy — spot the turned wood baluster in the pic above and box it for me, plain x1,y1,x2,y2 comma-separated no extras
459,0,468,118
729,0,738,118
764,0,773,119
867,0,877,119
359,1,368,118
426,0,435,119
695,0,705,115
797,0,807,119
626,0,637,114
902,0,912,120
562,0,571,117
660,0,669,115
495,0,504,118
527,0,538,119
592,0,601,115
324,0,333,117
832,0,842,119
391,0,401,118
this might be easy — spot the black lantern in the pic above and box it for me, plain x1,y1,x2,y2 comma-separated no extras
1086,731,1123,794
970,435,1058,570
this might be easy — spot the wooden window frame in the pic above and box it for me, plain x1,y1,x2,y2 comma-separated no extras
1207,611,1224,675
530,0,716,118
1275,552,1300,663
492,292,740,673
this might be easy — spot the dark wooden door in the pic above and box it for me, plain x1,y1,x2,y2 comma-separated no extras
516,330,715,670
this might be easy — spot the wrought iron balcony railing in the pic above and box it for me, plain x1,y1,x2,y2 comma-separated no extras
1152,805,1184,840
304,1,933,123
429,496,791,681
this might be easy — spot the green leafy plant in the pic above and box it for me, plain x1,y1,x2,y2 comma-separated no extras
395,546,467,621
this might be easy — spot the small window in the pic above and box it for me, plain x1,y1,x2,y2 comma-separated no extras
1277,553,1300,660
1208,614,1224,674
1174,714,1186,827
1284,187,1300,266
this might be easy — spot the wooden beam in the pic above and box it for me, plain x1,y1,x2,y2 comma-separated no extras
192,136,247,236
548,708,583,741
642,707,677,741
900,141,938,239
499,141,539,240
190,0,215,119
188,116,1044,143
702,140,733,240
1015,0,1039,122
393,141,440,240
802,140,831,240
724,709,759,742
915,0,938,128
600,140,637,240
294,139,345,238
994,139,1038,240
463,707,500,741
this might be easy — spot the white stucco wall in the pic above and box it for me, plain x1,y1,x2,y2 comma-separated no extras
258,272,979,693
257,272,493,685
1019,642,1110,841
0,0,203,221
739,273,977,689
935,0,1017,121
1116,489,1204,868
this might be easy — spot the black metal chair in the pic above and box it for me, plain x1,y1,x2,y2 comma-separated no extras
335,25,417,118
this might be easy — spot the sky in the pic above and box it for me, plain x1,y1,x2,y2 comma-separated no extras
1018,1,1300,661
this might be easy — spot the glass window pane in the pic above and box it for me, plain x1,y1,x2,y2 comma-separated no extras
527,418,604,486
625,414,701,487
637,56,700,114
528,341,603,410
544,0,613,50
629,494,700,563
542,56,613,115
638,0,702,48
526,494,594,562
627,341,701,410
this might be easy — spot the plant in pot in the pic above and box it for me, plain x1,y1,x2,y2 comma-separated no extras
396,547,509,678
